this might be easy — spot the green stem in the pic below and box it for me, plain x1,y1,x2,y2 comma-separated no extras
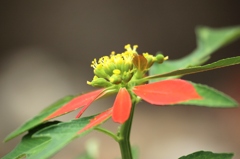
95,127,119,141
118,100,136,159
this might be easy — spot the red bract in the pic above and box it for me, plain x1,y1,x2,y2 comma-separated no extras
133,79,202,105
45,79,202,128
44,89,104,121
112,88,132,123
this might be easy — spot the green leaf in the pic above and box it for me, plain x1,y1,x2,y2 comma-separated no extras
2,115,98,159
148,56,240,80
181,82,238,107
150,26,240,81
179,151,234,159
2,121,60,159
4,95,75,142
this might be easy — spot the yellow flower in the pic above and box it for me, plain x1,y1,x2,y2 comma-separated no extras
87,44,168,88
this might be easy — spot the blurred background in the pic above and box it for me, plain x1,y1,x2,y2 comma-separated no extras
0,1,240,159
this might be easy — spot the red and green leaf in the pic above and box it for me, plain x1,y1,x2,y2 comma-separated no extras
181,82,238,107
45,89,104,121
133,79,202,105
4,89,106,142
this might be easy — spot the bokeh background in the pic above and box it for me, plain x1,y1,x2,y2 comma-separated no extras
0,1,240,159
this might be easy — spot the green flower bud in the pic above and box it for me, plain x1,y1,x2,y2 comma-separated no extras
155,54,169,64
87,77,112,87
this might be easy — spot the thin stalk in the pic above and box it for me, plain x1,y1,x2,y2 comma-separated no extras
95,127,119,141
118,101,136,159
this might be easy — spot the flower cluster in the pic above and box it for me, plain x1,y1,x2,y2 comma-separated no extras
87,44,168,88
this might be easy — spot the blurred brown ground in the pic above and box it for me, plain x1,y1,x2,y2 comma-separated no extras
0,1,240,159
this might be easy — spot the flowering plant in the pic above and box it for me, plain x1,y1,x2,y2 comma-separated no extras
3,26,240,159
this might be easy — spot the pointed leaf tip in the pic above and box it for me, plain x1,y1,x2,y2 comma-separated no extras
112,88,132,124
133,79,202,105
44,89,104,121
78,108,113,134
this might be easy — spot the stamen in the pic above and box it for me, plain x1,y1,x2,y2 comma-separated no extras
124,44,131,50
133,45,138,52
164,56,169,60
